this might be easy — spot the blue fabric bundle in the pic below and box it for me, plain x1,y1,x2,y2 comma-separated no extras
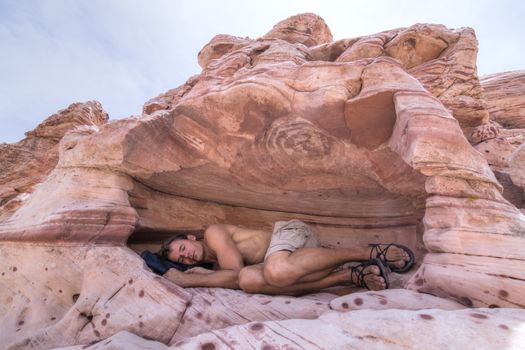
141,250,191,275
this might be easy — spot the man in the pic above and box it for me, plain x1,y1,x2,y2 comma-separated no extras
159,220,414,295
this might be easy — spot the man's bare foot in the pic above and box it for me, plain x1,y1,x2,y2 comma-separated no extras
368,243,414,272
349,260,388,291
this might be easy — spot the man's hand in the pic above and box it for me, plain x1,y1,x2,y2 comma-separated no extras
185,266,214,274
163,268,195,288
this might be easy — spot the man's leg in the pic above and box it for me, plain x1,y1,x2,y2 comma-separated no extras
263,220,409,288
239,264,386,296
263,247,365,287
263,244,408,287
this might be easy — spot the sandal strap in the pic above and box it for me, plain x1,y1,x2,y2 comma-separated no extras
350,259,390,290
350,263,369,289
369,243,396,262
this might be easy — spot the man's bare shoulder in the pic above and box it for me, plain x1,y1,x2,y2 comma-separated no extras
203,224,238,247
203,224,244,270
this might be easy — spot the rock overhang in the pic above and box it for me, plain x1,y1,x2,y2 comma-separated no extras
0,15,506,247
123,58,430,218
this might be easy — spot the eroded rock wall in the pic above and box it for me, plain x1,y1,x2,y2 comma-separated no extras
0,102,108,221
1,13,525,349
474,70,525,210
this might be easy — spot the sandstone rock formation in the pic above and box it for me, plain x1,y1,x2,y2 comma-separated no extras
0,102,108,221
474,70,525,211
1,244,330,348
173,308,525,350
1,13,525,349
59,308,525,349
329,288,465,312
481,70,525,129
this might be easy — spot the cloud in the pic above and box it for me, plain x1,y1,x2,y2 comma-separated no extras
0,0,523,143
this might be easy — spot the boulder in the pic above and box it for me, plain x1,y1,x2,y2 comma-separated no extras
510,143,525,189
262,13,333,47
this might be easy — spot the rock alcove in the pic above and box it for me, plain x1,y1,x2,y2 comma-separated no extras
1,13,525,349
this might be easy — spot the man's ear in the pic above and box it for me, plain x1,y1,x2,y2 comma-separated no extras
187,234,197,241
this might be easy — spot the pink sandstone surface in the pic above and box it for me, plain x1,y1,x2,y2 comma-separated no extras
1,13,525,349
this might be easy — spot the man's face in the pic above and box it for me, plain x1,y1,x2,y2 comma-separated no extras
167,236,203,265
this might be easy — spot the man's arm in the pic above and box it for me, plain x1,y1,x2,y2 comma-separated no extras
163,268,239,289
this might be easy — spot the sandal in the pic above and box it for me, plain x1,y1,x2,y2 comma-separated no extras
369,243,415,273
350,258,390,290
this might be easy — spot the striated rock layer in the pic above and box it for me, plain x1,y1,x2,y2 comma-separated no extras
481,70,525,129
1,13,525,349
475,70,525,210
0,102,108,221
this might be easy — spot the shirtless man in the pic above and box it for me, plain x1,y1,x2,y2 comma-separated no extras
160,220,413,295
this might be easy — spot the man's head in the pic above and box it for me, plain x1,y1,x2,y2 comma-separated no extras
159,234,204,265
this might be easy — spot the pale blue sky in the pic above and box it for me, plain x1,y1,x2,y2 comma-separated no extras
1,0,523,143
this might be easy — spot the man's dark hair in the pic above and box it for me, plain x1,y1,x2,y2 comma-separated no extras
158,234,187,260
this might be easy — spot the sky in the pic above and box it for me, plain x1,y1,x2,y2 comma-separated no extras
0,0,524,143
